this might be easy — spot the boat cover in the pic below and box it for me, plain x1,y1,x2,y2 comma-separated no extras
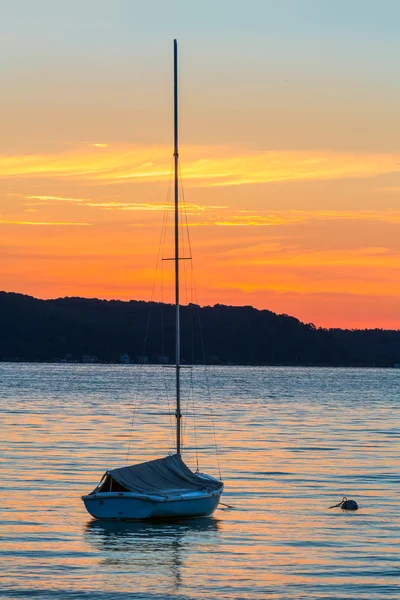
105,454,222,496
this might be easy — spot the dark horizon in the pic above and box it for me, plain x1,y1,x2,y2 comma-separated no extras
2,290,400,367
3,289,400,333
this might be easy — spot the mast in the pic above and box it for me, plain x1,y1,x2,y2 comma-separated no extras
174,39,182,456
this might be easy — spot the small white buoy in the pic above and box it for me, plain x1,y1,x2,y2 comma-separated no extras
329,496,358,511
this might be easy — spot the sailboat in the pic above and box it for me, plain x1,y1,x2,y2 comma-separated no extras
81,40,224,520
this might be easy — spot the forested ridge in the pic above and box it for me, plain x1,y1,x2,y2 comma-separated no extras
1,292,400,367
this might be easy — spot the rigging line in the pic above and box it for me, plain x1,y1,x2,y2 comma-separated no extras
178,161,196,461
187,255,198,470
178,363,199,465
219,502,236,510
178,164,188,448
178,161,193,260
164,164,179,450
179,365,195,465
161,161,176,449
163,368,176,449
179,164,189,307
125,161,174,465
206,365,222,479
177,165,189,428
178,163,222,479
180,370,189,453
160,233,175,448
161,260,164,356
190,274,222,480
179,160,198,369
199,315,222,480
176,159,189,452
160,235,176,447
181,242,223,478
161,161,173,260
180,366,196,453
160,157,174,358
190,366,199,472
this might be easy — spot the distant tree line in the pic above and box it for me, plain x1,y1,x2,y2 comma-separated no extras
1,292,400,367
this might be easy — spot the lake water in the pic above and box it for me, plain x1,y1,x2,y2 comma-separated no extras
0,363,399,599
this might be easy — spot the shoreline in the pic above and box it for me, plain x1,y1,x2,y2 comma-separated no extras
1,360,399,369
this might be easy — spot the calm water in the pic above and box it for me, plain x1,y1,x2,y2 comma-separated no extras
0,364,399,599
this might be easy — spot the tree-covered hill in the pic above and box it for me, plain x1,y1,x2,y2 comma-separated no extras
1,292,399,366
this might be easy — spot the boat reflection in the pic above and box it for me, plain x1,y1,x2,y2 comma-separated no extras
84,518,221,590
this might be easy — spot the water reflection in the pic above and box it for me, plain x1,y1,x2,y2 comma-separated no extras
85,518,221,591
2,364,400,600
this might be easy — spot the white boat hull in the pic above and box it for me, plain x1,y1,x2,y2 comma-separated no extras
82,489,222,521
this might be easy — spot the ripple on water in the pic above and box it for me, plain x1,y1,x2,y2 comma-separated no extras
0,364,399,600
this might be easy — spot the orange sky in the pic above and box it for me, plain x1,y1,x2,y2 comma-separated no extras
1,2,400,328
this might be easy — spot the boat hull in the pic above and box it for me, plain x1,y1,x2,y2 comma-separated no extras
82,490,222,521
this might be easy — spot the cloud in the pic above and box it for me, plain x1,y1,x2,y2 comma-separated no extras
231,246,400,268
209,209,400,227
24,194,227,215
312,210,400,224
21,193,400,228
26,195,89,203
0,144,398,187
211,214,306,226
0,220,90,226
186,209,400,228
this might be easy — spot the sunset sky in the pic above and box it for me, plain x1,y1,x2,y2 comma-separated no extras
1,0,400,328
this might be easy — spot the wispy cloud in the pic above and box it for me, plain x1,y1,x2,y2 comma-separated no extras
211,214,305,226
189,209,400,227
0,145,398,186
21,194,400,228
26,195,89,203
0,220,90,226
314,210,400,224
24,194,227,215
230,246,400,268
